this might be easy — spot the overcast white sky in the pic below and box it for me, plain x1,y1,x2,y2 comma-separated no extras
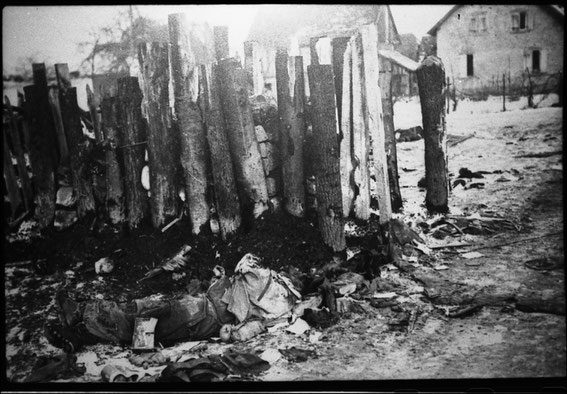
2,5,453,75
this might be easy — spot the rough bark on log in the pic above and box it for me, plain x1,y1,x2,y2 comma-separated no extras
339,40,355,218
379,58,403,212
307,64,346,252
100,96,125,226
23,85,56,228
32,63,59,170
5,96,32,211
117,77,149,229
169,13,211,235
138,42,179,229
351,34,371,220
416,56,449,213
47,87,69,165
213,25,229,62
360,24,392,224
218,58,269,219
201,64,242,239
276,50,306,217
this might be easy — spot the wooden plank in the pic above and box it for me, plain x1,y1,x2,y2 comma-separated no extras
307,64,346,252
218,58,269,220
360,24,392,224
86,84,102,142
47,87,70,165
339,41,355,218
117,77,149,228
32,63,59,171
3,130,22,219
276,50,306,217
416,56,449,213
201,63,242,239
169,13,210,235
138,42,179,229
244,41,264,95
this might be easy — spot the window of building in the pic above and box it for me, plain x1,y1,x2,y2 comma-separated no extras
479,16,487,31
512,11,528,31
467,54,474,76
469,17,477,32
470,14,487,32
532,50,540,72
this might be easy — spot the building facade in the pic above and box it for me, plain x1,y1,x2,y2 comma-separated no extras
428,5,564,97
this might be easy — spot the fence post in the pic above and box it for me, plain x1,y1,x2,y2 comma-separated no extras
244,41,264,95
218,58,269,220
360,24,392,224
117,77,149,229
339,40,355,217
32,63,59,170
3,131,22,219
331,37,350,124
23,84,56,229
47,87,69,165
416,56,449,213
276,50,306,217
56,63,96,220
5,96,33,211
201,64,242,239
308,64,346,252
86,84,102,142
169,13,211,235
502,73,506,112
213,25,229,62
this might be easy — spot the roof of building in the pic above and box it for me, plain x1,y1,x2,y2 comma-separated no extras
427,4,564,36
246,5,399,49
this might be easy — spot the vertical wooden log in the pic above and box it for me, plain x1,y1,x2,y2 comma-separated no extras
138,42,179,229
47,87,70,165
218,58,269,219
332,37,350,125
310,37,320,66
339,42,355,218
86,84,102,142
117,77,148,228
3,131,22,218
5,96,32,211
201,64,242,239
100,96,125,226
32,63,59,169
169,13,210,235
502,73,506,112
213,25,229,62
276,50,306,217
380,58,403,212
351,34,371,220
360,24,392,224
23,84,56,228
307,64,346,252
416,56,449,213
244,41,264,96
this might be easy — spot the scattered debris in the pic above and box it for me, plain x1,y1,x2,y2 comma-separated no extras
285,318,310,336
523,257,560,271
447,304,483,318
259,349,282,363
461,252,484,259
514,150,562,158
94,257,115,275
139,245,192,282
25,353,85,383
230,320,266,342
395,126,423,142
279,347,317,363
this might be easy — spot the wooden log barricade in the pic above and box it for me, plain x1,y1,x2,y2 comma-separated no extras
416,56,449,213
339,41,355,218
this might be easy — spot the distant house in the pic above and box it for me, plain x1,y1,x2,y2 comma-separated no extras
427,5,564,96
245,5,418,97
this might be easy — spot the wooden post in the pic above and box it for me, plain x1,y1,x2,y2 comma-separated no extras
502,73,506,112
56,63,96,219
332,37,351,125
3,131,22,219
339,41,355,218
310,37,320,66
117,77,149,228
416,56,449,213
351,34,371,220
213,25,229,62
218,58,269,219
360,24,392,224
5,96,33,211
307,64,346,252
244,41,264,95
47,87,70,165
446,77,451,114
276,50,306,217
86,84,102,142
32,63,59,170
379,58,403,212
23,84,56,228
138,42,179,229
100,96,125,226
169,13,210,234
201,64,242,239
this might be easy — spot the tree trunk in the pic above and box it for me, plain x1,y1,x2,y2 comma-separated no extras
32,63,59,170
307,64,346,252
276,50,306,217
116,77,149,229
4,96,32,211
351,34,371,220
379,58,403,212
360,24,392,224
218,58,269,219
56,64,96,220
339,41,355,218
201,64,242,239
100,96,125,226
416,56,449,213
169,13,210,235
138,42,179,229
213,25,229,62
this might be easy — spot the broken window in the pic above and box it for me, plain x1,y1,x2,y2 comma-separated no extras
512,11,528,31
467,54,474,77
